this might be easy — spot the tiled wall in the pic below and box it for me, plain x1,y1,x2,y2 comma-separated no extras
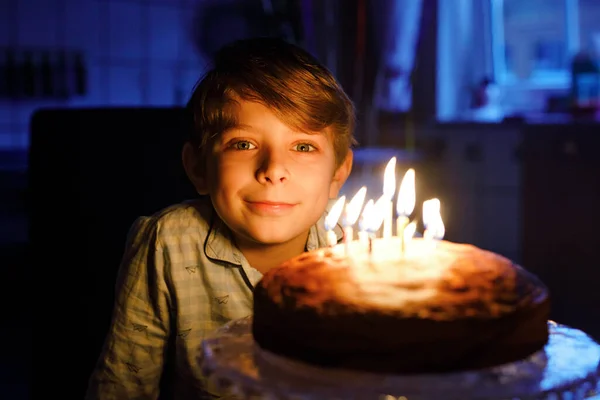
0,0,210,150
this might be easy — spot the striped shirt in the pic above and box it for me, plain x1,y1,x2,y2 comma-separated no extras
85,197,341,399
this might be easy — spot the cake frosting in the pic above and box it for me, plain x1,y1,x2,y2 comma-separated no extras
252,238,550,374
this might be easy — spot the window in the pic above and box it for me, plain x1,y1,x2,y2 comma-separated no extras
491,0,600,87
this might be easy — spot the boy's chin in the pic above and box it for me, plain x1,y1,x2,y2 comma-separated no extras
244,231,301,246
239,224,308,246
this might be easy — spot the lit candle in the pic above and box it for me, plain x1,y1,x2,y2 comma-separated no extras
367,196,387,257
343,187,367,254
358,199,374,247
325,196,346,247
382,157,396,239
401,221,418,258
422,198,445,247
404,221,417,244
367,196,388,250
396,168,416,255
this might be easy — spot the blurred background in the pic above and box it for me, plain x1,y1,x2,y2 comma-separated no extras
1,0,599,398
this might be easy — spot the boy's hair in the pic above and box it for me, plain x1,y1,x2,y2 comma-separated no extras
187,37,356,168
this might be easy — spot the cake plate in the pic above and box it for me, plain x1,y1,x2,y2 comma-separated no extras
199,317,600,400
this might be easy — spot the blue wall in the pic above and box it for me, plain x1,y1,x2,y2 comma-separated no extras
0,0,210,149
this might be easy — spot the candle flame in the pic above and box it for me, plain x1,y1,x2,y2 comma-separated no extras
423,198,445,240
345,186,367,225
397,168,416,217
367,195,388,233
325,196,346,231
383,157,397,200
422,198,440,227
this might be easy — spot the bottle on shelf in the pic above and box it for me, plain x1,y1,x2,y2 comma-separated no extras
570,50,600,114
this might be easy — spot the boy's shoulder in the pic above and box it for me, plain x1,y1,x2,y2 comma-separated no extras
140,197,214,239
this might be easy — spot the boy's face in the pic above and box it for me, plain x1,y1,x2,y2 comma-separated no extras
200,100,350,246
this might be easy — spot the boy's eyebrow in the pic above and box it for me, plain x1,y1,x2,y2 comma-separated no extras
219,124,255,138
230,123,256,132
228,123,324,136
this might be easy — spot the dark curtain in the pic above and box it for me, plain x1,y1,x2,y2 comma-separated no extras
192,0,436,146
302,0,433,146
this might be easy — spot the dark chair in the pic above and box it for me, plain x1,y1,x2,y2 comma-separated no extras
30,108,197,398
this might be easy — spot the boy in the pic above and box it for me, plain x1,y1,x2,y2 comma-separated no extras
85,37,355,399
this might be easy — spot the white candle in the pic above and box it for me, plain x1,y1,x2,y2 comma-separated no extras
397,216,410,253
358,199,374,250
325,196,346,247
396,168,416,255
403,221,417,256
382,157,396,239
358,230,369,246
343,186,367,254
367,196,387,261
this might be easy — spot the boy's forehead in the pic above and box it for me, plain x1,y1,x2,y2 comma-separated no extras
230,100,333,137
224,123,334,146
232,122,330,135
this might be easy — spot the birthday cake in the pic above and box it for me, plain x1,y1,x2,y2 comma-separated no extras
252,237,550,374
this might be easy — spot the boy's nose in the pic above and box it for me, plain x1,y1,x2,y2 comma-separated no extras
256,150,289,184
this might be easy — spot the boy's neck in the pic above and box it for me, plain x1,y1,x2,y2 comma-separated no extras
234,231,309,274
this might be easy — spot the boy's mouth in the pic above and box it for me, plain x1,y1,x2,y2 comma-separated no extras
245,200,297,216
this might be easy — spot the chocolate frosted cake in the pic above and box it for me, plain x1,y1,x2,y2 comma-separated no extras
252,238,550,374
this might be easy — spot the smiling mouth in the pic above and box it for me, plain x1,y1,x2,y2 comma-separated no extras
245,200,297,215
248,201,295,206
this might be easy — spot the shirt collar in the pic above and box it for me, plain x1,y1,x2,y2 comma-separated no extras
203,216,243,266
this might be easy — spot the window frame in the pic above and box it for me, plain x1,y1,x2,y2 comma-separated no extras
490,0,581,90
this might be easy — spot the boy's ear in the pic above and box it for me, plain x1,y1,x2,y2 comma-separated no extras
182,142,209,195
329,149,353,199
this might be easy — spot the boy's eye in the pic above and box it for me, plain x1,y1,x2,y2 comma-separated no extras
232,140,256,150
294,143,316,152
